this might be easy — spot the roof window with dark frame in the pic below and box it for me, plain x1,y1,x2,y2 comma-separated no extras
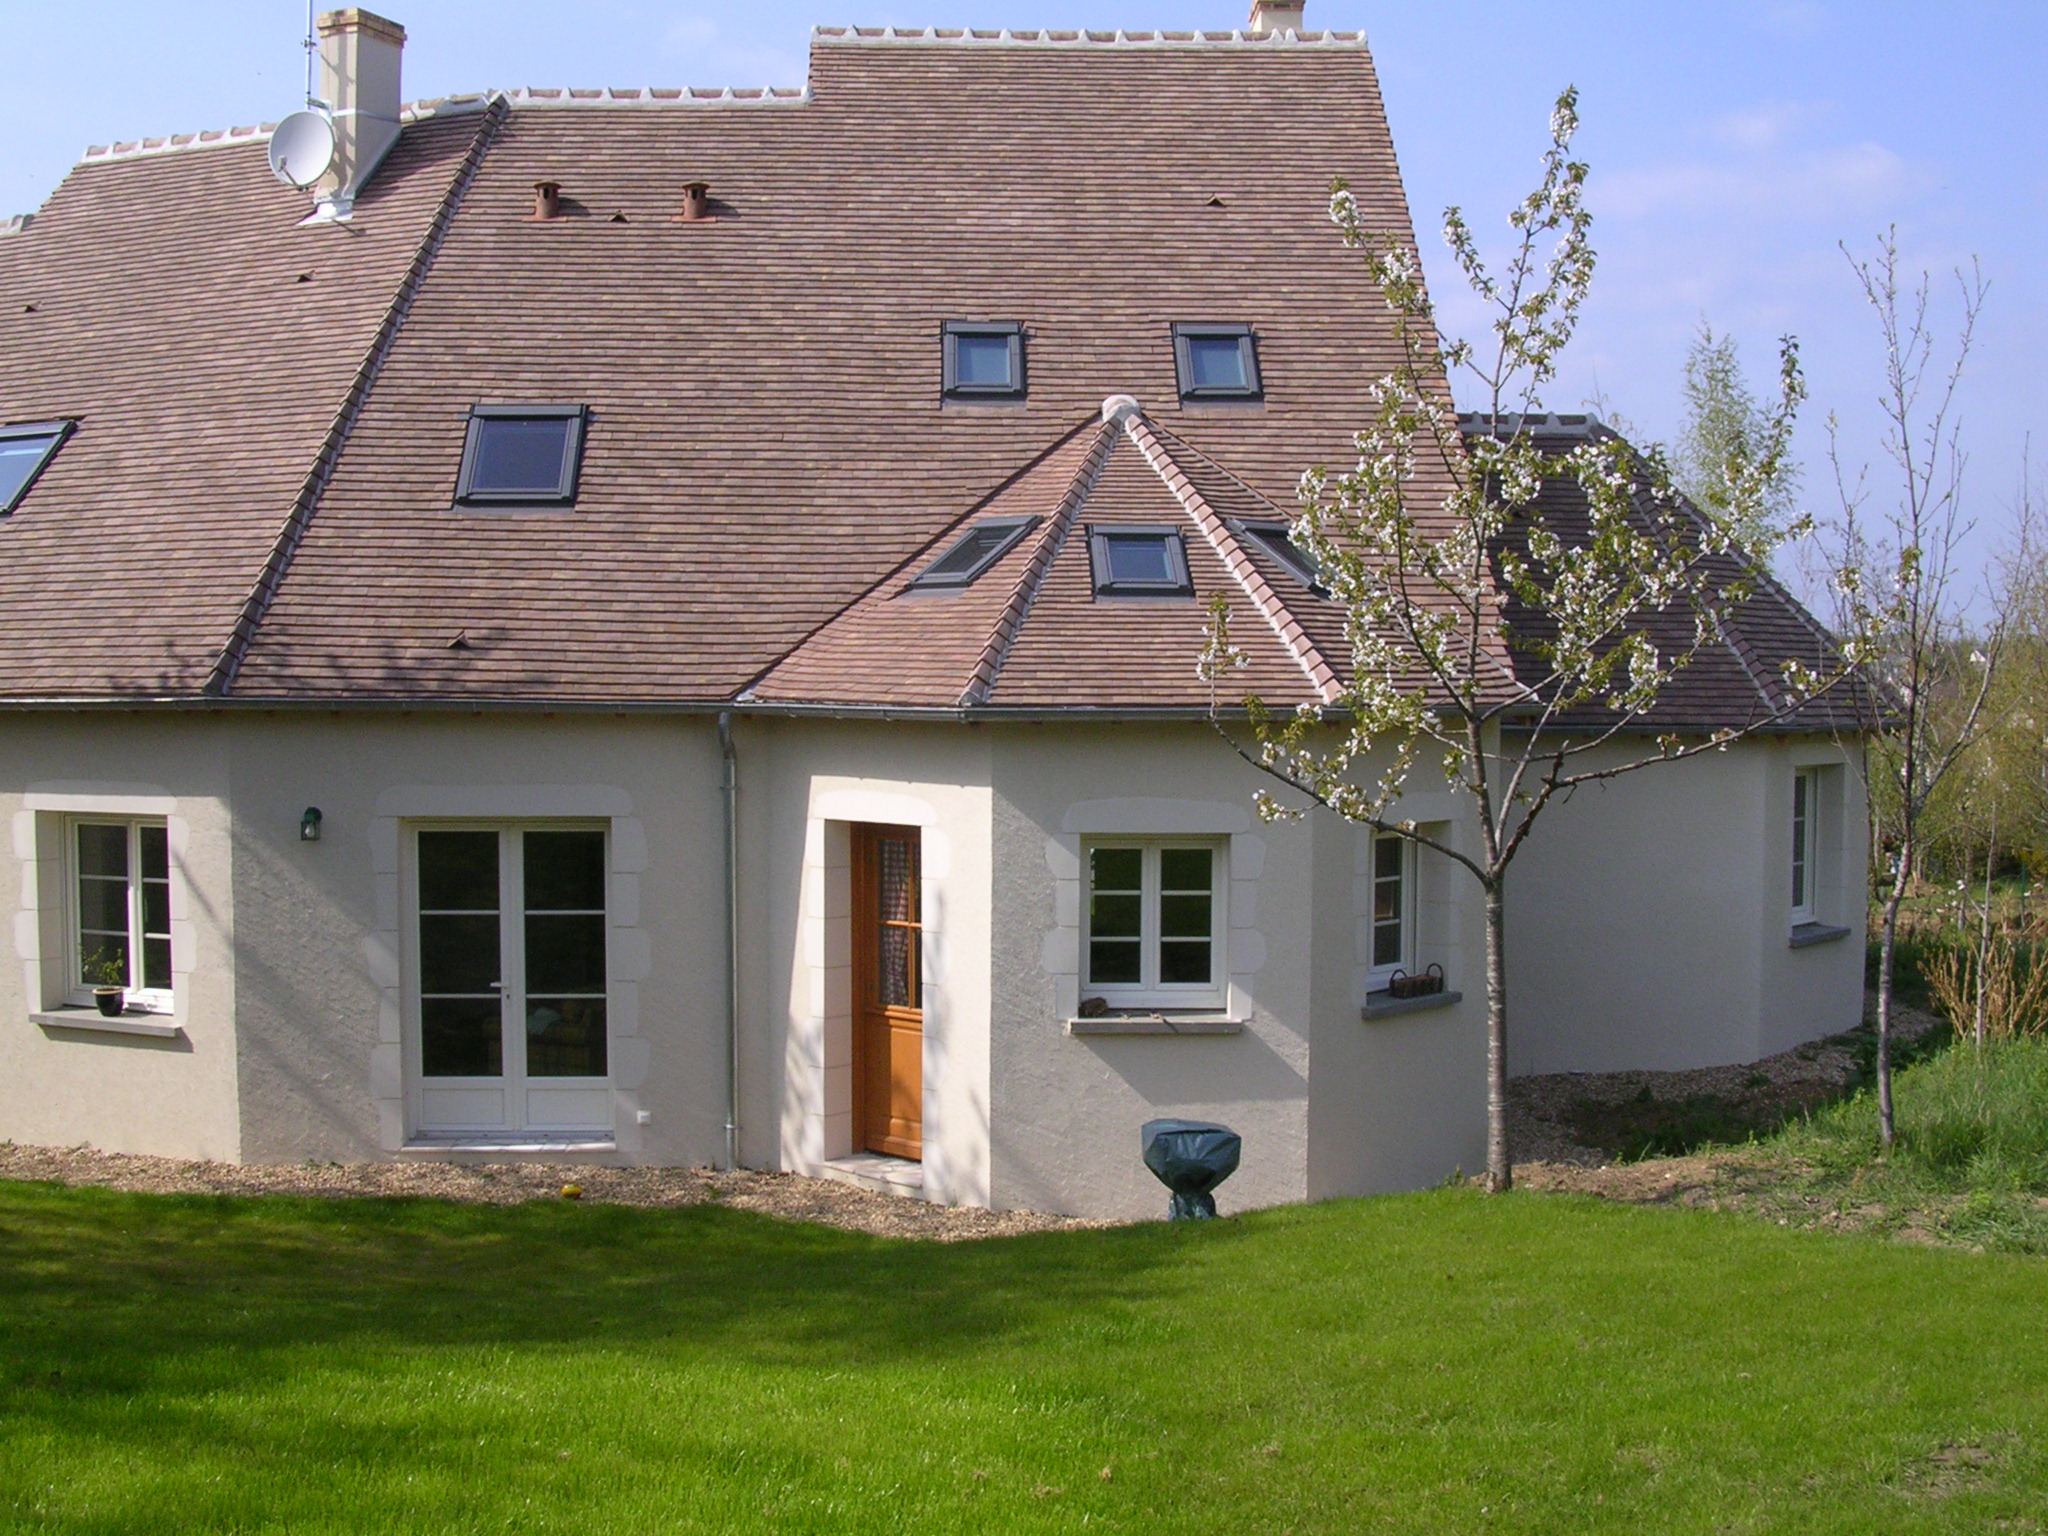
0,419,75,515
454,405,589,506
1171,322,1262,400
1088,525,1195,597
942,320,1026,399
1228,517,1326,594
910,514,1040,590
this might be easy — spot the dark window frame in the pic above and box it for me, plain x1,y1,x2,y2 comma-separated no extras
1087,524,1195,598
0,419,76,515
1228,517,1325,594
910,514,1041,590
941,320,1026,399
1171,322,1262,400
454,404,589,506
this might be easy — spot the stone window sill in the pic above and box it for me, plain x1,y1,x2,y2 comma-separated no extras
1362,988,1463,1021
1067,1014,1245,1036
1789,922,1854,949
32,1007,183,1039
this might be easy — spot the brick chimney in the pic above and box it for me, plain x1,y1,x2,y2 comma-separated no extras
1247,0,1305,34
313,8,406,219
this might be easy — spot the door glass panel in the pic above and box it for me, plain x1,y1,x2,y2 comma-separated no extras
525,830,606,1078
876,835,920,1009
76,823,131,986
418,832,501,1078
423,998,503,1077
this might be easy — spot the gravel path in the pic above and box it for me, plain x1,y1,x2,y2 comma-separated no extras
0,1143,1097,1243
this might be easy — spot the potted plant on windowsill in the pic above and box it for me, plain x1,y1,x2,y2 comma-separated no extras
84,949,127,1017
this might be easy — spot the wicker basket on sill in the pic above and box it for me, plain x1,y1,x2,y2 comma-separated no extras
1385,964,1445,1000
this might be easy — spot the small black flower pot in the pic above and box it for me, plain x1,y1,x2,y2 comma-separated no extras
93,988,125,1018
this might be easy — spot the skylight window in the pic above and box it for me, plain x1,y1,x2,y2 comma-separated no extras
455,405,588,505
1088,525,1194,597
0,420,74,515
1229,518,1325,593
1172,323,1261,400
942,321,1025,398
912,515,1040,589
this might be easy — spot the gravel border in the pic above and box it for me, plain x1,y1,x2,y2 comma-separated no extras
0,1143,1101,1243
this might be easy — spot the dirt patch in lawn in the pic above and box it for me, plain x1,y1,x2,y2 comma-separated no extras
1509,998,1987,1243
1509,997,1948,1168
0,1143,1097,1242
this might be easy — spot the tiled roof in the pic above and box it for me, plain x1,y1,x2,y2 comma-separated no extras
0,29,1847,732
0,109,494,698
1463,413,1862,734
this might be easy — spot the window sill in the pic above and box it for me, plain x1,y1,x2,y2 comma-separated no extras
1362,988,1463,1021
1067,1014,1244,1036
1789,922,1854,949
32,1007,182,1039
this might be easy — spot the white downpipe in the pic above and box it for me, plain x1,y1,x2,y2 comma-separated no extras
719,711,741,1169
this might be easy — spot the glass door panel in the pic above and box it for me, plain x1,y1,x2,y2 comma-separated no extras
523,830,608,1079
418,830,505,1083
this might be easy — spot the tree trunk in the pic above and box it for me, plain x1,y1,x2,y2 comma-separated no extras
1876,850,1909,1150
1484,880,1511,1193
1976,809,1995,1049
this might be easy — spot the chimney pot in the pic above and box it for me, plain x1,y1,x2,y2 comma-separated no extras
1247,0,1305,35
675,181,713,222
531,181,564,221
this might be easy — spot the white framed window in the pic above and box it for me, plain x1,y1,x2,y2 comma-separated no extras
65,817,173,1013
404,822,612,1135
1083,840,1227,1008
1791,768,1820,925
1367,830,1414,989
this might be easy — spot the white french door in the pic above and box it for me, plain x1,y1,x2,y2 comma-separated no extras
407,824,612,1136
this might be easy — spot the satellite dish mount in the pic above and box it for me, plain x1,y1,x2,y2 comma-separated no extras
268,110,335,191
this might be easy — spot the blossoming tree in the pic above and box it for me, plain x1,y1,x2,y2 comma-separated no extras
1205,90,1846,1191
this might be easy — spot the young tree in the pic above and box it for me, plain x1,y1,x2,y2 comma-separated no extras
1203,90,1843,1191
1824,232,2011,1145
1674,322,1804,553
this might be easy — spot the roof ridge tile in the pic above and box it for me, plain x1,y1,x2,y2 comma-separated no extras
961,418,1122,707
1122,409,1344,705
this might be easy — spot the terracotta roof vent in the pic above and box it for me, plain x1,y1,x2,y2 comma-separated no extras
1247,0,1305,35
530,180,564,221
675,181,714,222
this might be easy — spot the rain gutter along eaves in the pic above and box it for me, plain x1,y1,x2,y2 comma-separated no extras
0,694,1286,723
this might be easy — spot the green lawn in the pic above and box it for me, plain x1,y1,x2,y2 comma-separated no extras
2,1181,2044,1533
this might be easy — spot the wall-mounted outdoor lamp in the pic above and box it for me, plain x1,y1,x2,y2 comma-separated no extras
300,807,323,842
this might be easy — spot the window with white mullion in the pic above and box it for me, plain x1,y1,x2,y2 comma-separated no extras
1791,769,1818,925
1367,831,1412,989
1085,842,1223,1006
69,818,173,1009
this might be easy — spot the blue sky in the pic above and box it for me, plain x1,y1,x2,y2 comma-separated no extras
6,2,2043,579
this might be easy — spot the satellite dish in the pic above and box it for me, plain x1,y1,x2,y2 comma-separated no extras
268,110,335,189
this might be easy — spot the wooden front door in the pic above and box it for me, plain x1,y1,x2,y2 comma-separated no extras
851,823,922,1160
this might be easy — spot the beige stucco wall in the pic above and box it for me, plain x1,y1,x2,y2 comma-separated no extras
0,715,240,1159
1506,735,1867,1074
221,712,729,1165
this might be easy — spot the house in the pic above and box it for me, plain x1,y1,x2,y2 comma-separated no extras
0,6,1864,1219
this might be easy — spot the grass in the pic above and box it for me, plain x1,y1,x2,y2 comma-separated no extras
1765,1034,2048,1252
3,1181,2046,1532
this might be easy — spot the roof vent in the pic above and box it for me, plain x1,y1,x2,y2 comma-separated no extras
531,180,565,221
674,181,714,222
1247,0,1305,35
305,8,407,222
